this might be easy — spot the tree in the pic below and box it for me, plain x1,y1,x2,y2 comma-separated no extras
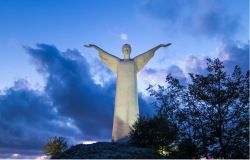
129,115,177,156
147,58,249,158
44,136,68,157
170,138,198,159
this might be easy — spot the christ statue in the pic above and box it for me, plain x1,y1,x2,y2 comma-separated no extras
84,43,171,142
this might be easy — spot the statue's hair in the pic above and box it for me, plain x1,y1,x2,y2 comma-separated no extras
122,44,131,50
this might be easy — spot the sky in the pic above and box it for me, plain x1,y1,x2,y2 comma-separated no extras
0,0,249,158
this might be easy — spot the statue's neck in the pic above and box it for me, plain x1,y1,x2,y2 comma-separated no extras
124,55,130,60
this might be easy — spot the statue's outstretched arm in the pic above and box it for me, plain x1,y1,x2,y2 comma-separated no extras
84,44,108,53
143,43,171,56
84,44,120,73
134,43,171,72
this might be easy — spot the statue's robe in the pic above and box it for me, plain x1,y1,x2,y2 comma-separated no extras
97,49,154,142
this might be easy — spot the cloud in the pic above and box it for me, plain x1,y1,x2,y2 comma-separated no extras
0,79,80,156
13,78,31,90
179,41,249,75
138,68,168,94
138,65,186,94
181,55,208,75
166,65,187,84
24,44,115,140
120,33,128,41
138,0,240,38
218,41,249,72
87,56,115,87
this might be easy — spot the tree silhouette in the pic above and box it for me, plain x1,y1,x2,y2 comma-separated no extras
147,58,249,158
129,115,177,156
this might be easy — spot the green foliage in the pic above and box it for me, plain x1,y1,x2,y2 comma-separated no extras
129,115,177,156
146,58,249,158
44,136,68,156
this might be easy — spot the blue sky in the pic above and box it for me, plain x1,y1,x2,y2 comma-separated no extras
0,0,249,158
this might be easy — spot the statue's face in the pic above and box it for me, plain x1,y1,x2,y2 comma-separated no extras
122,44,131,57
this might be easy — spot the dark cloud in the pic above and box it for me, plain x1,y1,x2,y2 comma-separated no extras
139,0,240,38
196,6,238,38
13,78,31,89
166,65,187,84
0,44,154,157
24,44,115,140
0,79,80,156
219,41,249,72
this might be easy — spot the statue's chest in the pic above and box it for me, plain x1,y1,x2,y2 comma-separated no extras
117,60,136,76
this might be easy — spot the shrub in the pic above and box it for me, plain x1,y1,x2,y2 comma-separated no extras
44,136,68,156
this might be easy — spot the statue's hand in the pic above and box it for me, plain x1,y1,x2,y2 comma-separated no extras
84,44,96,48
160,43,171,47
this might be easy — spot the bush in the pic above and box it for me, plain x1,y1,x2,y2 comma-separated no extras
44,136,68,156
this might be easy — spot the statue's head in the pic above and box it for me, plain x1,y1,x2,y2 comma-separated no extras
122,44,131,59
